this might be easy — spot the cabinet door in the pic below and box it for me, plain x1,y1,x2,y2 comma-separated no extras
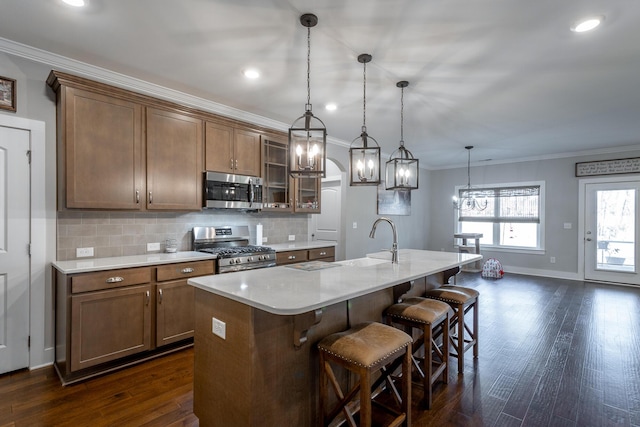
234,129,262,177
156,280,195,346
308,247,335,262
262,136,291,212
63,87,143,209
293,176,321,213
70,285,152,372
205,121,234,174
146,108,203,210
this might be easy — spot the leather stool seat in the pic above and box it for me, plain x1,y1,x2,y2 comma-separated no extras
423,286,479,374
318,321,412,427
385,297,452,409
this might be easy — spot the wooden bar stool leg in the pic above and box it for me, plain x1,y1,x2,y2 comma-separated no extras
424,323,433,408
473,299,479,358
442,314,450,383
456,302,465,374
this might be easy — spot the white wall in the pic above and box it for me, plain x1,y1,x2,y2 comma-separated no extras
429,149,640,278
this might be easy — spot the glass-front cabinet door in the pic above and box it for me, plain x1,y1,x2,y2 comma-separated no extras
293,176,321,213
262,136,291,212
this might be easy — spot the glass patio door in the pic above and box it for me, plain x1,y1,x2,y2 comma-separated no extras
584,181,640,285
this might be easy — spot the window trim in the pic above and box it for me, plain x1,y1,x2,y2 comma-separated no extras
454,180,546,251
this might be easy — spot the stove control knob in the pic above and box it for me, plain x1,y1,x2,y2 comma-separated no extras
248,256,254,262
235,258,241,264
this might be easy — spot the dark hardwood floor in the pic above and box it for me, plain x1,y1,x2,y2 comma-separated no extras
2,272,640,426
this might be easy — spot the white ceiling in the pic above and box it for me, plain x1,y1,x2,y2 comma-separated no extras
2,0,640,168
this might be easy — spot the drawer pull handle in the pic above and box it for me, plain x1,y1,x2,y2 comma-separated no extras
158,288,163,304
106,276,124,283
288,255,296,260
181,267,195,274
319,252,326,256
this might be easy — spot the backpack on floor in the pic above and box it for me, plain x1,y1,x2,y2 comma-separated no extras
482,258,504,279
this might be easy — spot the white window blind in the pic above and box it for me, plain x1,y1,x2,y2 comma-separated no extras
458,185,540,223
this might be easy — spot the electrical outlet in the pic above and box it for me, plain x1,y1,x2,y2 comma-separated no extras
563,223,572,229
212,317,226,339
147,242,160,251
353,222,358,229
550,256,556,264
262,237,268,243
76,247,94,258
288,235,295,241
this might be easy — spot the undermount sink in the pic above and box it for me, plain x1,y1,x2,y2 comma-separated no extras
336,257,389,267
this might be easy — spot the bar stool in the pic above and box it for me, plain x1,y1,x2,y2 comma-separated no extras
384,297,452,409
318,321,412,427
423,286,479,374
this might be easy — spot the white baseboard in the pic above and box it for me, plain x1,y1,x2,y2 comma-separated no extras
501,265,582,281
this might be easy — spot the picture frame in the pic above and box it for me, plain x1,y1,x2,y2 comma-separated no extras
0,76,16,112
377,181,411,215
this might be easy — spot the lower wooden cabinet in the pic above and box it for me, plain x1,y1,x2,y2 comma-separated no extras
276,246,335,265
54,259,214,384
70,284,152,372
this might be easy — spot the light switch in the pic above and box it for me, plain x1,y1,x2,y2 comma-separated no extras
563,223,572,229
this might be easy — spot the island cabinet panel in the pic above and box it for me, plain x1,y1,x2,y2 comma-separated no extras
205,121,262,177
146,108,203,210
70,284,152,372
308,246,335,262
193,288,349,426
60,86,144,210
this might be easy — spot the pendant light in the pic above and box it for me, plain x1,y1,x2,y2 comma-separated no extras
385,81,419,190
349,54,381,186
452,146,488,211
289,13,327,178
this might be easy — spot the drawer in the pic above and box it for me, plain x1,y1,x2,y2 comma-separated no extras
71,267,152,294
156,260,214,282
308,246,335,261
276,250,308,265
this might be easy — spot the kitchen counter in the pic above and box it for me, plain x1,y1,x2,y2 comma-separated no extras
52,251,216,274
268,240,336,252
188,249,479,315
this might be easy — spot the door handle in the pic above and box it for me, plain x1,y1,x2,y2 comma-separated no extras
586,238,592,241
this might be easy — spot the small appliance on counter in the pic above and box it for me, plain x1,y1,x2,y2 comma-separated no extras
192,225,275,273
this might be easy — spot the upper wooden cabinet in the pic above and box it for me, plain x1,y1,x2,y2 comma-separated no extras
146,108,203,210
205,121,261,177
57,86,144,209
48,71,204,211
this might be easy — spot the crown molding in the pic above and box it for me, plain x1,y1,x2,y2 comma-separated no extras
1,36,356,151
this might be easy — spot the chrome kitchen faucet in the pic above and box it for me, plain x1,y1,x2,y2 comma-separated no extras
369,217,398,263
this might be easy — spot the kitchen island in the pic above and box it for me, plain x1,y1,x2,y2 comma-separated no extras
188,249,481,426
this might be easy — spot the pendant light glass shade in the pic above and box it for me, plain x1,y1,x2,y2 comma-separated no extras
386,81,418,190
349,54,381,186
289,13,326,178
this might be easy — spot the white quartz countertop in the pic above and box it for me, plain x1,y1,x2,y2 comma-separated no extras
268,241,337,252
52,251,216,274
188,249,482,315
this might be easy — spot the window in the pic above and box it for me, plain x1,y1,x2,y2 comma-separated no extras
455,181,545,251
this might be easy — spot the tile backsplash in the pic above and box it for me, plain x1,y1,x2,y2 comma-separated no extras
57,210,310,261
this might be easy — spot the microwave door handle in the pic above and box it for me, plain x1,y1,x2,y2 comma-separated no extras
248,178,254,207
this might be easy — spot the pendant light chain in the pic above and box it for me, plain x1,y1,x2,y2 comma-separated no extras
362,59,367,129
306,25,311,110
400,84,405,147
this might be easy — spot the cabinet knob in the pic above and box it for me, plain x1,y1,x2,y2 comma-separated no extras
181,267,195,274
105,276,124,283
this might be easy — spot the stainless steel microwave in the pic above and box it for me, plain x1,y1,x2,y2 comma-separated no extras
203,171,263,210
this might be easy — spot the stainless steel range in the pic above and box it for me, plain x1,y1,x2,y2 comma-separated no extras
192,225,276,273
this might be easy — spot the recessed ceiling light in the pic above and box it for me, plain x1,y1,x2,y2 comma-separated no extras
62,0,85,6
571,15,604,32
243,69,260,79
325,103,337,111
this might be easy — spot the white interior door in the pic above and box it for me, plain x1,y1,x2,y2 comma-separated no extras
311,178,342,257
0,124,31,374
584,180,640,285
